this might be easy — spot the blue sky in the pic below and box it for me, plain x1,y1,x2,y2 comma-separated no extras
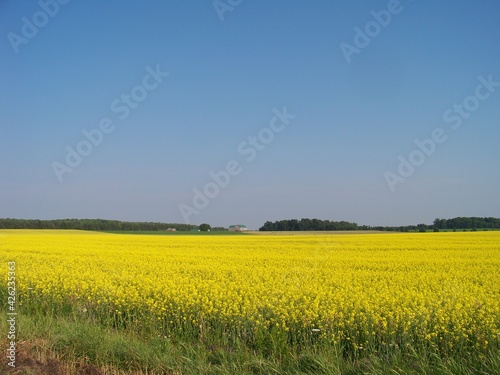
1,0,499,229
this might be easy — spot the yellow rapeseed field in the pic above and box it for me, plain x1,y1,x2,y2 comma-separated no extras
1,230,499,354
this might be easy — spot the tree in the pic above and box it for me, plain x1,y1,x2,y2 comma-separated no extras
433,218,446,229
417,224,427,232
199,223,211,232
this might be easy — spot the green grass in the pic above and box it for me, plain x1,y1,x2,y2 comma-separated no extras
1,308,498,374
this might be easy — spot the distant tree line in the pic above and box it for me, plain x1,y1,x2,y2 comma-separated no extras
2,217,498,232
0,218,226,232
432,217,500,230
378,217,500,232
259,219,359,231
259,217,500,232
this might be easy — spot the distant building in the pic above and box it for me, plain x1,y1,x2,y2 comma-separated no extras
166,228,177,232
229,225,248,232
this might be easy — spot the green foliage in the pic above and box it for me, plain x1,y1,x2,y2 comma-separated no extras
259,217,500,232
1,308,498,375
433,217,500,230
2,216,499,233
417,224,427,232
259,218,358,231
0,218,198,231
199,223,211,232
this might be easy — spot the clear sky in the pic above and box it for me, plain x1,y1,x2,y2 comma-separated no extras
1,0,499,229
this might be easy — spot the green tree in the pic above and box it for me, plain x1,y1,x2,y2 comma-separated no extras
417,224,427,232
199,223,211,232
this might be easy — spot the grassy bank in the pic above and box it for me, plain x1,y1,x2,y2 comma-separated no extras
1,308,499,375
